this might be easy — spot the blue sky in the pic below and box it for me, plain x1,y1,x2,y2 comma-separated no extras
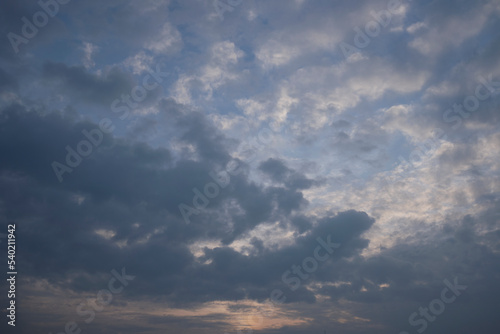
1,0,500,333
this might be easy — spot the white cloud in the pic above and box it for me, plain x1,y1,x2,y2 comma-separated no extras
122,51,154,74
423,80,460,99
171,41,244,104
406,21,426,34
255,28,341,69
80,42,99,69
145,22,183,54
285,59,429,116
409,2,495,56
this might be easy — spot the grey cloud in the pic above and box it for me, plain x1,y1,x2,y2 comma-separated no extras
42,62,136,105
2,0,500,333
259,158,316,190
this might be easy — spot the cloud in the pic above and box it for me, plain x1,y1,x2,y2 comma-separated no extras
2,1,500,333
171,41,244,104
408,0,498,57
42,62,135,105
80,42,99,69
144,22,183,54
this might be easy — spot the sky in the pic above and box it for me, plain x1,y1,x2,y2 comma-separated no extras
1,0,500,333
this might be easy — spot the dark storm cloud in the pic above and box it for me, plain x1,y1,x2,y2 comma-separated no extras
0,67,18,92
161,100,233,165
1,0,74,58
252,212,500,334
0,0,40,60
151,210,375,306
0,99,381,315
259,158,316,190
259,158,290,183
0,101,330,301
42,62,136,105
